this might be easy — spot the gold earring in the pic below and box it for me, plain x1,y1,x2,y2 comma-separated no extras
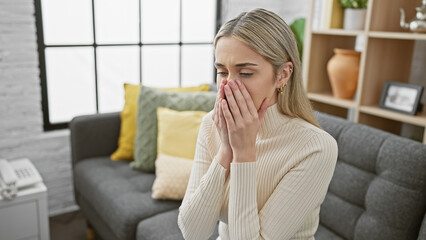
277,86,284,95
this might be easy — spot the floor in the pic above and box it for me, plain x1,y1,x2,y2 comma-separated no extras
49,210,87,240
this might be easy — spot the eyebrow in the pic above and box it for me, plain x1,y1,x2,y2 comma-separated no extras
214,62,258,67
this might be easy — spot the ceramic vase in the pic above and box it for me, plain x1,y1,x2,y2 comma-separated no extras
327,48,361,99
343,8,367,30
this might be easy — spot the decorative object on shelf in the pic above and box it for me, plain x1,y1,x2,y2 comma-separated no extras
326,48,361,99
400,0,426,33
379,81,424,115
340,0,368,30
354,34,366,51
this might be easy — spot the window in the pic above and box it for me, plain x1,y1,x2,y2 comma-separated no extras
35,0,220,130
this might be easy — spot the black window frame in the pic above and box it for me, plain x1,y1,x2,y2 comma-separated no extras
34,0,221,131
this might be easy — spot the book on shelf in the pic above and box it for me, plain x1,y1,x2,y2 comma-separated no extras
325,0,344,29
311,0,326,30
311,0,344,31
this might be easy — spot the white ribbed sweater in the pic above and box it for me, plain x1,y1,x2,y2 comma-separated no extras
178,104,338,240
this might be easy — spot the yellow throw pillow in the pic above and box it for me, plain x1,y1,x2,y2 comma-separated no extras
152,154,193,200
157,107,207,159
110,84,140,160
110,83,210,161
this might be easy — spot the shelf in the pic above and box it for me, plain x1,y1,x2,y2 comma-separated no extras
312,29,365,37
369,31,426,40
359,105,426,127
305,0,426,144
368,0,419,32
310,99,349,119
305,35,357,94
308,92,356,109
361,38,415,106
311,30,426,41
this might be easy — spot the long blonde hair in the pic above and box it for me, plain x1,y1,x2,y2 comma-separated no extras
214,8,320,128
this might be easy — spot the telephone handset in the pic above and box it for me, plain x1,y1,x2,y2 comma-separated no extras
0,158,43,200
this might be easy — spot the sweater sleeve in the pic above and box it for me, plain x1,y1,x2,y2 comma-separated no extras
178,114,228,240
228,133,338,240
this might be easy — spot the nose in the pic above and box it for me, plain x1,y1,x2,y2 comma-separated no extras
226,73,238,82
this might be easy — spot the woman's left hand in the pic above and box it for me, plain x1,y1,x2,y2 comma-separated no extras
221,79,269,162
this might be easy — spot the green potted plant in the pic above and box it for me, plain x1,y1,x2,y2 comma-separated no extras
340,0,368,30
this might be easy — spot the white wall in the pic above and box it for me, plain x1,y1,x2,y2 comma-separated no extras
221,0,309,25
0,0,76,216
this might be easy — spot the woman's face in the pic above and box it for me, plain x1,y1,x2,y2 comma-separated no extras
214,36,281,110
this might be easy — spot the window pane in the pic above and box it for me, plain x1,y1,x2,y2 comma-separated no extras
45,47,96,123
182,0,216,43
142,45,179,87
41,0,93,45
141,0,180,43
181,45,214,87
97,46,140,113
94,0,139,44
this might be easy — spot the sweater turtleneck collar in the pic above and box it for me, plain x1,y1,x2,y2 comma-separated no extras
258,103,293,136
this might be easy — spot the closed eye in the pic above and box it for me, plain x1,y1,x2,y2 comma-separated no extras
240,72,253,76
216,72,253,76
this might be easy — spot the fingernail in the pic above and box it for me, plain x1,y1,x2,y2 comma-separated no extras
236,80,242,86
229,80,235,87
225,85,230,91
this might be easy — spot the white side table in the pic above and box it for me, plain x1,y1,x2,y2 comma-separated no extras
0,182,50,240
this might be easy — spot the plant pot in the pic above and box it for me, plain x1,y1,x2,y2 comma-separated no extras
327,48,361,99
343,8,367,30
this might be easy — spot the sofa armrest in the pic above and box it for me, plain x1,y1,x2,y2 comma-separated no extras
70,112,121,167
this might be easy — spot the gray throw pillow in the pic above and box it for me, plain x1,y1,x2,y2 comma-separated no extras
131,86,216,172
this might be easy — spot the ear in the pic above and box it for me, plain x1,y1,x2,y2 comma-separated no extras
275,62,293,88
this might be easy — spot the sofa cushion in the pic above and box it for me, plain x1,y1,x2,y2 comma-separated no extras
74,157,181,240
157,107,207,160
110,83,141,161
419,214,426,240
314,225,344,240
152,154,193,200
315,111,426,240
132,86,216,172
137,209,219,240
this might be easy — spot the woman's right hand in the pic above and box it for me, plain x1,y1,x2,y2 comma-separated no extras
212,80,233,172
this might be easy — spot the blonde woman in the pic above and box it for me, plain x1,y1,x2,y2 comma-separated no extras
178,8,338,240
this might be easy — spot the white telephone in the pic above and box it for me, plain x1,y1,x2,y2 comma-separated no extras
0,158,43,200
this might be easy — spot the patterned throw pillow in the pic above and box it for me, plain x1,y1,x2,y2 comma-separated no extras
152,154,193,200
131,86,216,172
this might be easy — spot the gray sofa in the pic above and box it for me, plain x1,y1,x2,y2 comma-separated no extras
70,110,426,240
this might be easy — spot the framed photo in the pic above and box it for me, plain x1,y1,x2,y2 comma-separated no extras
379,81,424,115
